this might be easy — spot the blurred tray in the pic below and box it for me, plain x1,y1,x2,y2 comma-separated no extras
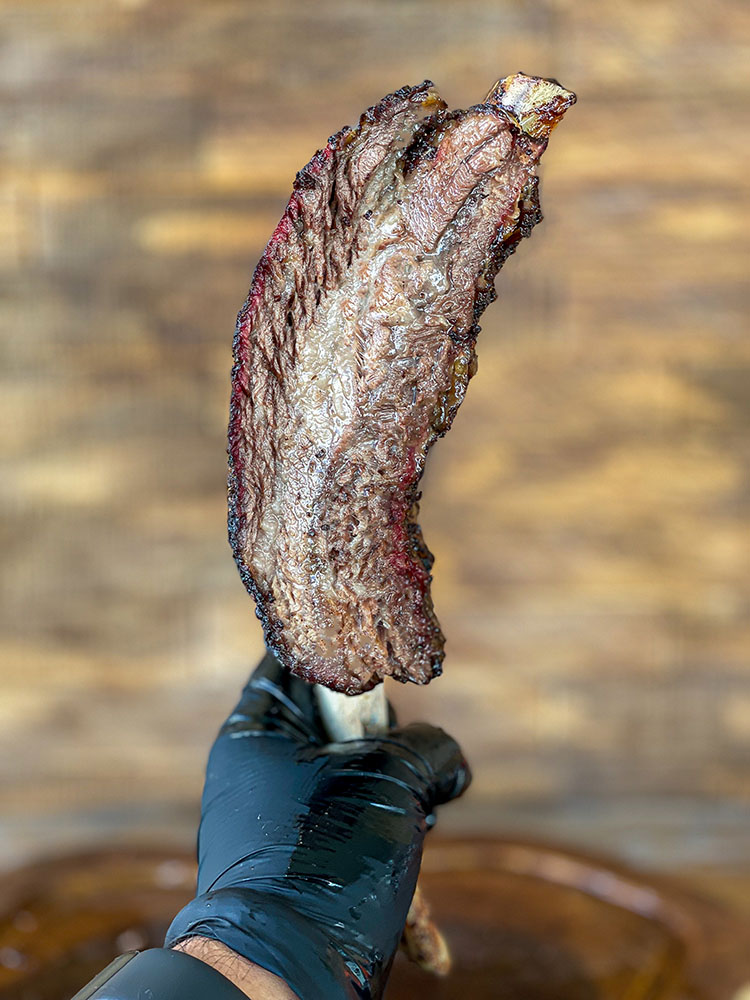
0,838,748,999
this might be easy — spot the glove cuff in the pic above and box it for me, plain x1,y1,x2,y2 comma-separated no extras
165,888,386,1000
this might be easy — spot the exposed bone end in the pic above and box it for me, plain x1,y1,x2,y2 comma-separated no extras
487,72,576,141
420,87,446,111
315,682,452,976
315,683,388,740
403,885,452,975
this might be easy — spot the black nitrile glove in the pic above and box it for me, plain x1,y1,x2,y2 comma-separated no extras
165,652,470,1000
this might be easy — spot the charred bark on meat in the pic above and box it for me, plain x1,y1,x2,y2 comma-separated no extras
229,74,574,693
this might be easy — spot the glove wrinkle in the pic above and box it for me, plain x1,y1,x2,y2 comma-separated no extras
167,654,470,1000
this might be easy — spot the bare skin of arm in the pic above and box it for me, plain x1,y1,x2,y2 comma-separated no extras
173,937,299,1000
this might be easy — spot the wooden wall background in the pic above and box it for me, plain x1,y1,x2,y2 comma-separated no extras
0,0,748,873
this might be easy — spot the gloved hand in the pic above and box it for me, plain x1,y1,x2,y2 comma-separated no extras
165,652,470,1000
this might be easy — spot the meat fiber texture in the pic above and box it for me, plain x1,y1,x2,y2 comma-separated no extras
229,73,575,694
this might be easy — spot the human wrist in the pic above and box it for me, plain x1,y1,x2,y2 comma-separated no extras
173,937,298,1000
165,887,379,1000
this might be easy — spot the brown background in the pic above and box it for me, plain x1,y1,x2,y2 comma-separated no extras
0,0,748,875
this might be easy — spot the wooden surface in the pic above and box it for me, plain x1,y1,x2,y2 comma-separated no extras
1,0,749,871
1,839,750,1000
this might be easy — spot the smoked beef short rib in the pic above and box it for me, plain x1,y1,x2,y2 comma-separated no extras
229,73,574,694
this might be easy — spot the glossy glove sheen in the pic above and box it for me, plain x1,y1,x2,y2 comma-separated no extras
165,654,470,1000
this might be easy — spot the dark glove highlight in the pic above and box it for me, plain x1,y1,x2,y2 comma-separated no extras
165,653,470,1000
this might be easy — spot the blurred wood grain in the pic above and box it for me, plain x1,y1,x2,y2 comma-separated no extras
0,0,748,871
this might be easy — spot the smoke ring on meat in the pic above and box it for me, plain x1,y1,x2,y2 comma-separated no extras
229,74,575,694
